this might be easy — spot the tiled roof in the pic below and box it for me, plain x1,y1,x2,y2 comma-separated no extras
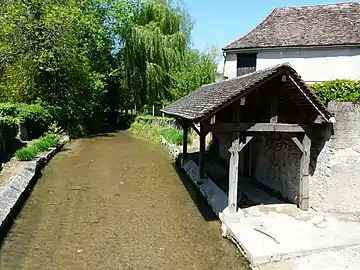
161,63,332,122
224,2,360,50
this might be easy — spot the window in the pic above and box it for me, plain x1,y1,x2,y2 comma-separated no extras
237,53,257,76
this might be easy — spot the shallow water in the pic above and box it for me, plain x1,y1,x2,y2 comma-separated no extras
0,132,249,270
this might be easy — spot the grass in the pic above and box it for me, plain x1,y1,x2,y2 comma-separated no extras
161,128,189,145
16,134,58,161
128,121,163,143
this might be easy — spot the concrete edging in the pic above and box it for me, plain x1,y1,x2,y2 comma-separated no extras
0,135,70,230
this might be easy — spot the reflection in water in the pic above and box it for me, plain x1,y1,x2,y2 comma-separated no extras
0,132,249,269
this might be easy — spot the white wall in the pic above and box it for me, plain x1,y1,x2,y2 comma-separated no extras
223,53,237,79
225,47,360,82
258,47,360,83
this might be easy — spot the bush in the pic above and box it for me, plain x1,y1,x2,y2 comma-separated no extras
0,116,18,143
161,128,190,145
15,134,58,161
309,79,360,104
0,103,24,117
19,104,53,139
0,103,54,140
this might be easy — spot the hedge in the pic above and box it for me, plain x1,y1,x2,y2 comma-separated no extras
309,79,360,104
0,103,53,140
19,104,53,139
0,116,18,143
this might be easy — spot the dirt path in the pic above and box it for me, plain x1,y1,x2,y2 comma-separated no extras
0,132,249,270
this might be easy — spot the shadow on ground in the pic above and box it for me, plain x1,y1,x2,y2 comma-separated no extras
172,160,218,222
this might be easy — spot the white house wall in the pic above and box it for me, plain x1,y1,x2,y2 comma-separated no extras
223,53,237,79
224,47,360,82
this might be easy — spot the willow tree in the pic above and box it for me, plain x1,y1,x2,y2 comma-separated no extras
122,0,189,108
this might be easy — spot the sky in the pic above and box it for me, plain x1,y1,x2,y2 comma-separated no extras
184,0,357,53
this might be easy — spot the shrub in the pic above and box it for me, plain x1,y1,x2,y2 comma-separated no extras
19,104,53,139
15,134,58,161
0,103,24,117
0,116,19,143
309,79,360,104
161,128,190,145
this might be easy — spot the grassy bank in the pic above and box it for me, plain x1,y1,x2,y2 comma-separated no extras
129,116,187,144
15,134,59,161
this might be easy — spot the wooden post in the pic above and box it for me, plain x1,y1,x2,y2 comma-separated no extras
152,105,155,116
199,123,206,179
183,124,188,163
248,141,252,177
228,135,240,213
270,92,279,123
228,101,241,213
299,134,311,210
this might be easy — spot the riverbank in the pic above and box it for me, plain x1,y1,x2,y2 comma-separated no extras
0,135,69,231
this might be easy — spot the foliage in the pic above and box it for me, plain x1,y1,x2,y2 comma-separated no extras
0,116,18,142
167,48,218,102
0,0,218,136
20,104,53,139
309,79,360,104
129,119,163,143
0,103,53,139
161,128,190,145
0,103,24,117
15,134,58,161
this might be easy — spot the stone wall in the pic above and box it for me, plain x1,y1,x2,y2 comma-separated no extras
310,102,360,216
251,134,301,204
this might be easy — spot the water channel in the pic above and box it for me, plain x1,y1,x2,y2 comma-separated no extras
0,132,249,269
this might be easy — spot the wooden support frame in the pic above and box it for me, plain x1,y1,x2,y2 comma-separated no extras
199,123,206,179
182,124,189,163
291,137,304,153
190,123,200,136
270,92,279,123
210,122,306,133
299,134,311,210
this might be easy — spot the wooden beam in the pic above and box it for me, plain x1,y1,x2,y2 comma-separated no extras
182,125,188,164
270,92,279,123
228,101,241,214
190,123,200,136
299,134,311,210
228,136,240,214
292,137,304,153
210,123,306,133
199,123,206,179
229,136,253,153
248,141,252,177
286,72,329,122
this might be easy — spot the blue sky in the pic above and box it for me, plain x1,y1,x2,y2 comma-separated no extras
184,0,357,53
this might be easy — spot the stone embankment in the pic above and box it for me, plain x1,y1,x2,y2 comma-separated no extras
0,136,69,230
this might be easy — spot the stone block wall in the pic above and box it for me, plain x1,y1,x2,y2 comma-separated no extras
310,102,360,216
251,134,302,204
